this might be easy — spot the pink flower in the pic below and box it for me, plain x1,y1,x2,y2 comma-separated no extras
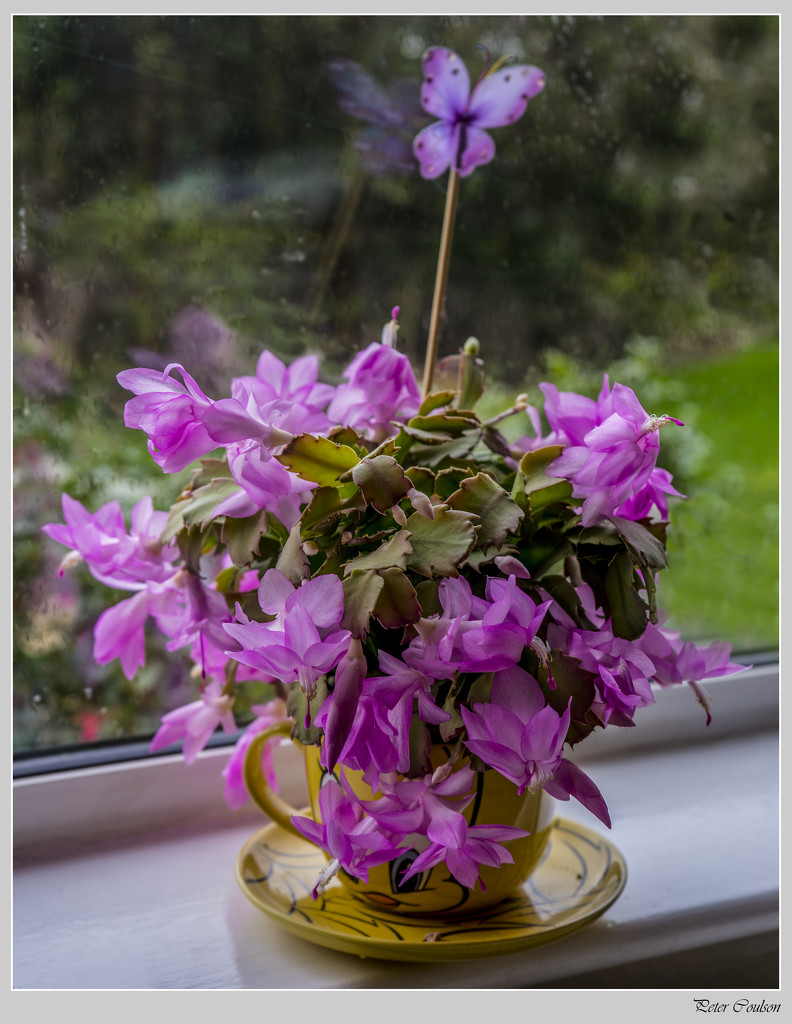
117,364,221,473
149,678,237,764
548,382,683,526
91,563,241,681
291,775,403,897
542,379,610,445
199,393,294,457
547,617,656,727
231,351,335,435
316,637,368,772
118,361,296,475
43,495,249,680
42,494,177,589
361,766,527,892
361,765,477,836
639,621,749,725
152,570,236,655
198,351,334,469
512,377,612,455
399,819,528,892
614,466,685,522
185,633,274,687
93,589,153,679
460,667,611,827
221,699,288,810
223,573,351,708
316,692,401,788
512,377,684,525
327,317,420,440
407,575,550,679
211,441,312,526
334,651,449,781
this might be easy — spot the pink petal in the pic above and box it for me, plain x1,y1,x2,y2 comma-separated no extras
545,759,612,828
490,666,546,720
287,574,344,630
257,568,295,616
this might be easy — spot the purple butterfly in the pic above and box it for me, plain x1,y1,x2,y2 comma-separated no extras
413,46,546,179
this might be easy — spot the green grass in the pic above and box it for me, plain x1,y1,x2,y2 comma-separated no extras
657,343,778,652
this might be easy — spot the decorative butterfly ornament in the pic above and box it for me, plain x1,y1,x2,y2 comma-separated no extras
413,46,546,179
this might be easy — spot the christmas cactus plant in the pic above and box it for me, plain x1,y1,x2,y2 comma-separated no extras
43,45,746,898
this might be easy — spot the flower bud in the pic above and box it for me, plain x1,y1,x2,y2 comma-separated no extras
431,762,454,785
408,488,435,519
381,306,400,347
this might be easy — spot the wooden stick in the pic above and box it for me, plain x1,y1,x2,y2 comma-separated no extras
421,168,460,398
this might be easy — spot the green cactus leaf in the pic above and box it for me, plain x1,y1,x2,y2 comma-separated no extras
446,472,524,549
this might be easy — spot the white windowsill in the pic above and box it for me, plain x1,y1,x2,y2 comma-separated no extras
13,664,779,991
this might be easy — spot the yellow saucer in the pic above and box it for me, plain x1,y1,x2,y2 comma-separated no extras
235,816,627,962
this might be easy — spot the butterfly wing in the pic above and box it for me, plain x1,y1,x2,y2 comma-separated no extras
357,126,417,176
419,46,470,121
456,126,496,177
413,121,461,179
328,59,398,125
387,78,426,126
467,64,546,128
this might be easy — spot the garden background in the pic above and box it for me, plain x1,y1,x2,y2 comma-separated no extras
13,14,778,753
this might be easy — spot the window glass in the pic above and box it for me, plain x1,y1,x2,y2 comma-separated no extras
13,14,778,752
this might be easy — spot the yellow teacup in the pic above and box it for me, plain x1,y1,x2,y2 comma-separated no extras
244,722,555,916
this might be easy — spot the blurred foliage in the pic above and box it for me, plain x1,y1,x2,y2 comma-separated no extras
13,14,778,752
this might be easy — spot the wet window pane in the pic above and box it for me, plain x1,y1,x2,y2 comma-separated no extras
13,14,778,752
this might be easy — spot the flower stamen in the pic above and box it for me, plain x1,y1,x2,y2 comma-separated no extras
312,857,341,898
638,413,685,438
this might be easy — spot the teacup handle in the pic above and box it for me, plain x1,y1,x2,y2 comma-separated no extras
243,721,308,838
